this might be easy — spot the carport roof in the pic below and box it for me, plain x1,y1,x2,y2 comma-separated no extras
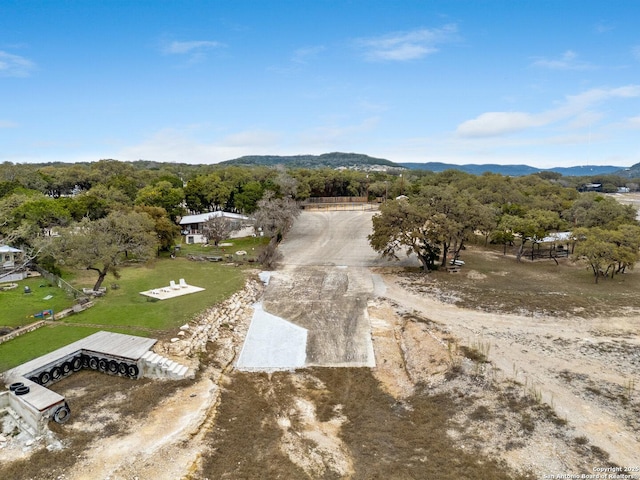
0,245,23,253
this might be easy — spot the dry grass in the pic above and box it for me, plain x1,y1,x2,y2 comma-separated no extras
199,371,308,479
199,368,534,480
401,245,640,317
0,370,193,480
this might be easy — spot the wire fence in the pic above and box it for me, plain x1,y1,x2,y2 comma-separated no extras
33,265,84,298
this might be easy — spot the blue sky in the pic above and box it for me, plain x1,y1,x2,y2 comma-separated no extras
1,0,640,168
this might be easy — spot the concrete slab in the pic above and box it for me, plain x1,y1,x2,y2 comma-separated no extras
139,283,205,300
10,378,65,413
236,303,307,371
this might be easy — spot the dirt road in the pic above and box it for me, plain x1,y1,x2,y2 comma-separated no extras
261,210,410,366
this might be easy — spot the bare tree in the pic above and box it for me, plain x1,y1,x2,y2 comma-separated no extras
257,237,282,269
274,168,298,198
253,191,300,242
201,215,240,246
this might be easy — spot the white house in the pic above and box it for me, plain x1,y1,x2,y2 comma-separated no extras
179,211,252,244
0,245,27,282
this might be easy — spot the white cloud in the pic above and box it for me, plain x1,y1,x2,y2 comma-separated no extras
594,22,614,34
163,40,223,54
292,45,325,64
118,118,381,162
161,40,224,65
566,111,603,129
530,50,593,70
298,117,380,147
355,25,458,61
457,112,546,137
117,127,282,164
457,85,640,138
221,129,282,147
0,51,35,77
561,85,640,113
624,116,640,129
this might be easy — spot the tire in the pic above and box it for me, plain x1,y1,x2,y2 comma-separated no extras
51,366,62,380
61,361,72,375
39,371,52,385
108,360,118,373
9,382,24,391
98,358,108,372
118,362,128,375
29,376,40,385
81,354,90,368
89,356,99,370
14,385,30,395
72,356,83,372
127,364,139,378
53,403,71,424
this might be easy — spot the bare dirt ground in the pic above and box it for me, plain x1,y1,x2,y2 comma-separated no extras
378,271,640,472
2,209,640,479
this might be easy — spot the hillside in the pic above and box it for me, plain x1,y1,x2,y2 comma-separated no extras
219,152,399,170
613,162,640,178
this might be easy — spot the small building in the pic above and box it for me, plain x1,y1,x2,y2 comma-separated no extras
526,231,574,260
1,244,23,268
179,211,251,244
580,183,602,192
0,245,27,282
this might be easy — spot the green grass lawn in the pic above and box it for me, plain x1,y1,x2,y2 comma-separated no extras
0,278,77,328
0,248,253,372
62,257,246,331
176,235,269,259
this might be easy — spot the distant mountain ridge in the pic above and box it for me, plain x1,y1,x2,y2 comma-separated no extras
398,162,625,177
220,152,631,177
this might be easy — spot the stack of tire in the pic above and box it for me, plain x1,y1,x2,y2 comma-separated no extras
83,353,139,378
27,354,84,386
9,382,30,396
27,353,139,386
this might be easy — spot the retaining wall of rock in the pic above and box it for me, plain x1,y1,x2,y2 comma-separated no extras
160,278,264,358
0,321,46,346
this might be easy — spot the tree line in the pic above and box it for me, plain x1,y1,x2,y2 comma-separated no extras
1,160,639,285
368,171,640,283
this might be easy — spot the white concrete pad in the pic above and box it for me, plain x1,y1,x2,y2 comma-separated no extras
236,302,307,371
139,284,205,300
258,271,273,285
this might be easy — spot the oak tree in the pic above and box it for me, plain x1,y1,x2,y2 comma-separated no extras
47,211,157,290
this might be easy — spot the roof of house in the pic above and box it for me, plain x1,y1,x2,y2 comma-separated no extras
539,231,573,243
0,245,23,253
179,211,250,225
